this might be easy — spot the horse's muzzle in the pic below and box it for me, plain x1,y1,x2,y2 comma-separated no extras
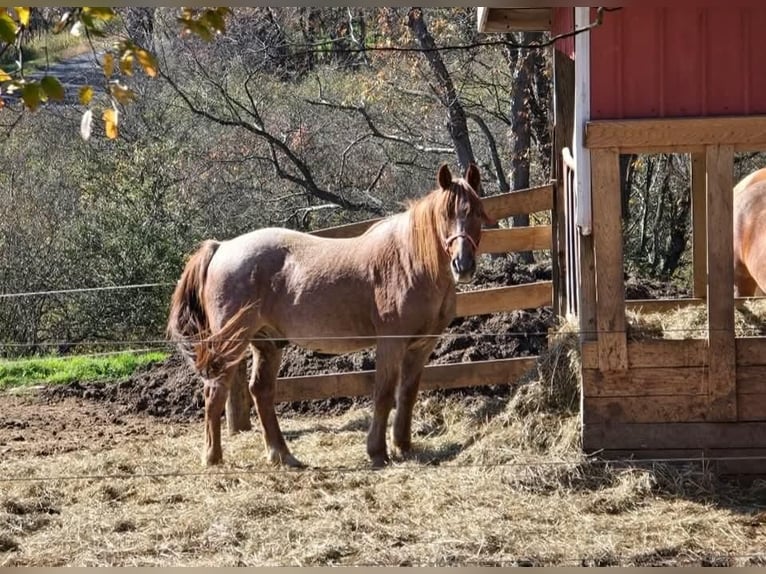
451,256,476,284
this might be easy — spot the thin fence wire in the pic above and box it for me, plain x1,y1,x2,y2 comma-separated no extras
0,282,176,299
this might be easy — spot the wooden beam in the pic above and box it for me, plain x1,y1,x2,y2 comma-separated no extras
479,226,551,254
736,336,766,366
691,152,708,299
313,186,554,239
586,116,766,151
455,281,552,317
582,367,707,398
553,49,575,317
481,184,553,220
584,395,710,424
478,8,552,32
625,297,705,314
583,421,766,451
275,356,537,403
581,339,708,370
591,147,627,370
706,144,737,421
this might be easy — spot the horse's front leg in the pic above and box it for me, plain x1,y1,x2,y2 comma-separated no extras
367,339,407,468
393,338,437,457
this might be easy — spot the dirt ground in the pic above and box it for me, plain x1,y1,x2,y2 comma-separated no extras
2,260,766,566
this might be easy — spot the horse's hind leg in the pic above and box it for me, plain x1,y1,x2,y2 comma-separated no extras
249,342,304,468
203,369,236,465
225,360,252,435
393,339,437,457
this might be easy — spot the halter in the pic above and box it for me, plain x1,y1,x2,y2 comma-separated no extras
444,231,478,253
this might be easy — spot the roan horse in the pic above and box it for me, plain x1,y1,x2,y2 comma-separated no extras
167,163,493,468
734,167,766,297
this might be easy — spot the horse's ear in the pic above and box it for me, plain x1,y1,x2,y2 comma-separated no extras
437,163,452,190
464,162,481,194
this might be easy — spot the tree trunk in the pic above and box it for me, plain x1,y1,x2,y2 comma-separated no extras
407,7,475,173
507,32,543,264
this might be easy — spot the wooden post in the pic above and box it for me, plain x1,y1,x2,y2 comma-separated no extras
591,147,628,371
705,144,737,421
226,360,252,434
553,49,575,317
691,152,707,299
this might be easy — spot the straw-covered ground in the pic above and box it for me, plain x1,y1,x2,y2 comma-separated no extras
2,313,766,566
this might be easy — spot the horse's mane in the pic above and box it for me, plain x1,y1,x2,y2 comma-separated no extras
407,178,484,280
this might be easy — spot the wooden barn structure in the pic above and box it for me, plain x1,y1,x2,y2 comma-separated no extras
479,4,766,474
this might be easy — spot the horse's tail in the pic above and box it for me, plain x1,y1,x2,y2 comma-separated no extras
167,240,254,379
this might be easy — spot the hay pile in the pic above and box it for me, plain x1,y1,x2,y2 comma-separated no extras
627,299,766,340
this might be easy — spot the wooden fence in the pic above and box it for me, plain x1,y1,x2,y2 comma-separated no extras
274,184,555,403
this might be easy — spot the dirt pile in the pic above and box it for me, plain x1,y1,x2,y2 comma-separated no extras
41,256,556,421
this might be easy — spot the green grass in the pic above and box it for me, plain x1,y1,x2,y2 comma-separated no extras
1,32,90,73
0,351,168,390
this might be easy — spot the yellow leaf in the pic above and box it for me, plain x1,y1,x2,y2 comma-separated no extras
119,51,134,76
14,7,29,27
109,83,135,105
135,48,157,78
0,69,11,82
20,82,42,111
82,7,115,21
102,52,114,79
78,85,93,106
103,107,118,139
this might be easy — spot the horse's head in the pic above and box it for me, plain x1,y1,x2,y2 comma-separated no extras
437,163,494,284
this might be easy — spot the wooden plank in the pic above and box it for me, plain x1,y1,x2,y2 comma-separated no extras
706,144,736,421
691,152,707,299
455,281,552,317
625,297,704,314
582,367,707,397
479,8,552,33
737,392,766,421
478,226,551,255
591,147,627,370
593,449,766,476
553,49,575,317
626,297,764,314
581,339,708,370
275,356,537,403
313,186,553,239
583,421,766,451
586,116,766,150
584,395,710,424
579,234,597,341
312,219,376,239
481,184,553,220
736,337,766,367
736,366,766,395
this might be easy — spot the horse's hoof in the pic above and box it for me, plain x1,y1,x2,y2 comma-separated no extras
205,452,223,466
268,449,306,469
370,454,390,469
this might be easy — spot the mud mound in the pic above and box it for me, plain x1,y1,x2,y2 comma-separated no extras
41,353,203,421
39,255,557,421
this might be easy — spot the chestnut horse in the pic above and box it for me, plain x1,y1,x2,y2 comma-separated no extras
734,168,766,297
167,164,493,468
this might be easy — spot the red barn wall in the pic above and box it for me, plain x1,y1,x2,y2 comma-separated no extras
587,6,766,119
552,7,574,58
